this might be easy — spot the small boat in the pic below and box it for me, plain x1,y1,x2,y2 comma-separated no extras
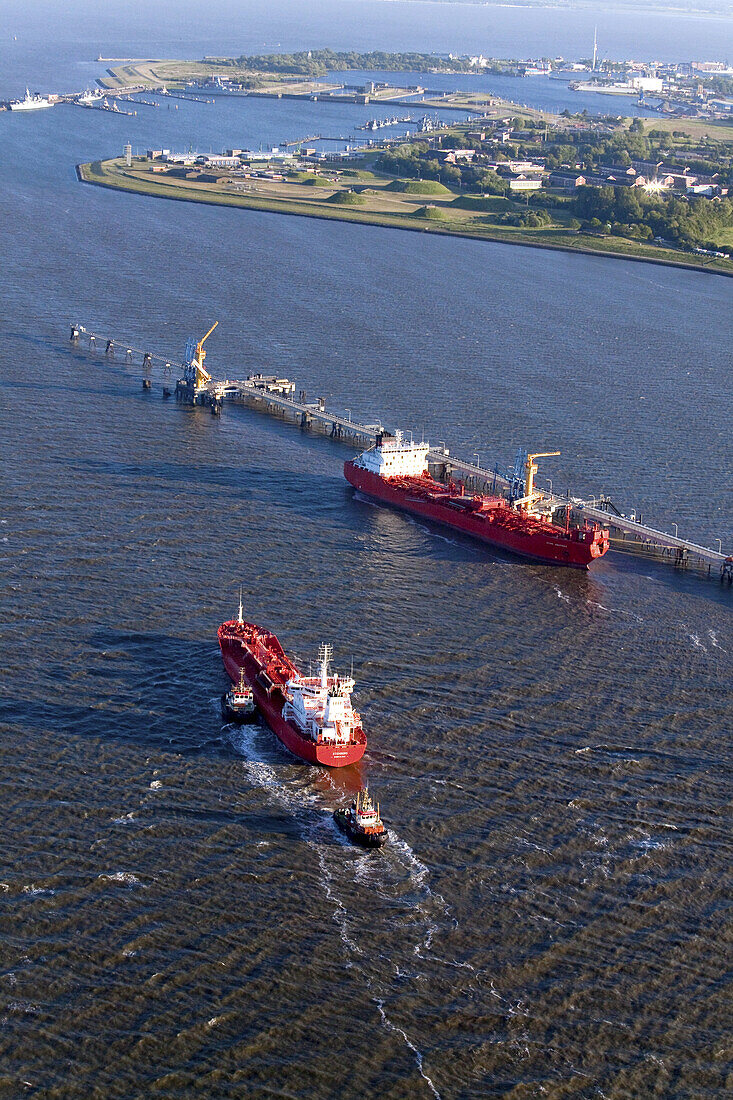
334,788,388,848
221,669,255,722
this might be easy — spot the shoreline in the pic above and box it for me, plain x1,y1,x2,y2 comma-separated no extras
76,162,733,279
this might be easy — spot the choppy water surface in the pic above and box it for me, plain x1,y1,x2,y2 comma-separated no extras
1,4,732,1098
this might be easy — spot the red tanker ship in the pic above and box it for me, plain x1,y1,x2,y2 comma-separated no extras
344,433,609,569
218,600,367,767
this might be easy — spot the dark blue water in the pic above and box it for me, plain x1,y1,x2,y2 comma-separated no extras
1,3,732,1098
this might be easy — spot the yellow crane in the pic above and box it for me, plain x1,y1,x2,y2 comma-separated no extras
514,451,561,514
192,321,218,389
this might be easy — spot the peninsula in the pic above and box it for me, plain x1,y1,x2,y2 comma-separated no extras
78,49,733,274
77,149,732,274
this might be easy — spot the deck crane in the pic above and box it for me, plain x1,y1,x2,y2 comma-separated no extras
512,451,561,515
183,321,219,390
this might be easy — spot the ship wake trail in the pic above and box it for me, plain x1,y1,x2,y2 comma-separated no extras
376,998,442,1099
227,723,451,1095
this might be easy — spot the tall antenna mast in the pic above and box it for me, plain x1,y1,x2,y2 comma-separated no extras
593,26,598,71
318,643,333,690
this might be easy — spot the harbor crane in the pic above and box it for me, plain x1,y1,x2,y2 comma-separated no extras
513,451,561,514
184,321,218,390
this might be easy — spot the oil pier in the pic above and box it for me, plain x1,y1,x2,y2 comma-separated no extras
178,338,382,447
573,501,730,578
69,323,732,583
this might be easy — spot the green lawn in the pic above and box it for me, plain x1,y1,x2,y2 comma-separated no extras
78,159,733,277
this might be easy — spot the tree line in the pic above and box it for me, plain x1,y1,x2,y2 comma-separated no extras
226,50,502,77
572,186,733,248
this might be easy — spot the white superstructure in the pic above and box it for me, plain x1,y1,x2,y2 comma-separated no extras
77,89,103,105
351,430,429,478
10,89,53,111
354,789,382,829
282,645,360,745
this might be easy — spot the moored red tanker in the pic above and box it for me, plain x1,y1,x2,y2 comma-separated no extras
218,601,367,767
344,433,609,569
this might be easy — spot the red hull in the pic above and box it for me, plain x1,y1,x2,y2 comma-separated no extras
345,462,608,569
218,621,366,768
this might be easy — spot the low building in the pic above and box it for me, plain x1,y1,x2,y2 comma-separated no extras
508,177,542,192
584,173,646,188
596,165,647,186
631,76,664,93
247,374,295,397
194,154,241,169
631,159,665,177
689,181,728,197
433,149,476,164
505,159,545,175
548,170,587,190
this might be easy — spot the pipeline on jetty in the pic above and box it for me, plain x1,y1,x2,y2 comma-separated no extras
68,323,732,583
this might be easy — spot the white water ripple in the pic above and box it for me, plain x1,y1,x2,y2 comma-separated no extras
376,997,442,1099
228,722,450,1092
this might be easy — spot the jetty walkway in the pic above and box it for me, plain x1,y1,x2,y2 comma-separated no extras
68,323,732,583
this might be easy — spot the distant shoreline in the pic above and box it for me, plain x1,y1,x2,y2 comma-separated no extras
77,161,733,279
370,0,733,18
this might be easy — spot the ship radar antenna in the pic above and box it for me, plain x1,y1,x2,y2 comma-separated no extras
237,585,244,624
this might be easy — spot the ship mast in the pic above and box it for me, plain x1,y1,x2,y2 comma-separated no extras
237,585,244,624
319,643,333,689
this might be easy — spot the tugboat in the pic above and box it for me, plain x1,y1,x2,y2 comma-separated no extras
221,668,255,722
334,788,388,848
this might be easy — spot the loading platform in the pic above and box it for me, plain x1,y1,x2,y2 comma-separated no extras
68,323,732,583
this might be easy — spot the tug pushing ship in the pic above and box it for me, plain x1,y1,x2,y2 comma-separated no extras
218,597,367,767
344,432,609,568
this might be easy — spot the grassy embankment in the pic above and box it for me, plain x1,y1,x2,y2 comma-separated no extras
100,59,415,101
100,59,344,96
78,158,733,275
